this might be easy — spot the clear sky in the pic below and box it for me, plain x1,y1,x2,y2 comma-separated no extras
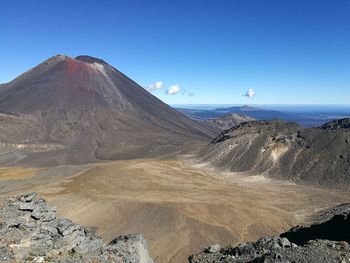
1,0,349,104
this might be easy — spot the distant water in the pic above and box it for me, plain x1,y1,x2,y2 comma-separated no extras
172,104,350,127
172,104,350,111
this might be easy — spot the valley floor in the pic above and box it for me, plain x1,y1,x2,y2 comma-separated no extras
0,157,349,263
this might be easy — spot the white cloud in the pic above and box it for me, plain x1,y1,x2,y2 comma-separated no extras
243,88,256,98
147,81,164,92
166,84,181,95
154,81,164,89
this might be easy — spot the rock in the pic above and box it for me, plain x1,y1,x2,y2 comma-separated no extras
42,207,56,222
73,237,104,254
52,218,73,235
109,234,154,263
33,256,45,263
31,207,47,220
17,192,36,203
279,237,291,248
29,238,54,256
40,224,59,237
18,203,35,211
62,223,82,236
0,193,154,263
58,230,86,251
205,244,220,253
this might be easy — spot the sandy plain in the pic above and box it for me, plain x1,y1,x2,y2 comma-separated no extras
0,157,349,263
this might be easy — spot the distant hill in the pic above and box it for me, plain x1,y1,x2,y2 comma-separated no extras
177,105,292,121
202,113,255,130
0,55,218,165
215,105,294,120
177,105,350,127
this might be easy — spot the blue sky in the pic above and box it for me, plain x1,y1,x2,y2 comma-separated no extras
1,0,349,104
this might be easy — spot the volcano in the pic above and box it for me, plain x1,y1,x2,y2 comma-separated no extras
0,55,218,165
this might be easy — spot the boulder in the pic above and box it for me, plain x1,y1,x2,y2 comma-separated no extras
17,192,36,203
109,234,154,263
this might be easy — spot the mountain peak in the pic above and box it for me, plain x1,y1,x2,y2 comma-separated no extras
75,55,109,66
43,55,110,68
0,54,218,164
44,54,69,63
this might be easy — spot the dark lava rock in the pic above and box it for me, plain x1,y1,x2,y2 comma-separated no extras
0,192,153,263
281,203,350,245
201,118,350,190
189,204,350,263
322,118,350,130
189,238,350,263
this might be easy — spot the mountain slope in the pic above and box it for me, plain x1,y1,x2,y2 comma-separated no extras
199,119,350,190
0,55,218,165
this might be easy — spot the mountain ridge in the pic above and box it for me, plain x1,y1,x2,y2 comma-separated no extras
200,118,350,190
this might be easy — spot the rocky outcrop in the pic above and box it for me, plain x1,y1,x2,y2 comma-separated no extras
200,119,350,190
189,237,350,263
281,203,350,246
189,204,350,263
0,193,153,263
322,118,350,130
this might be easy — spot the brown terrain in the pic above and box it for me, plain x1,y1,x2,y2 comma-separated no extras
0,157,349,263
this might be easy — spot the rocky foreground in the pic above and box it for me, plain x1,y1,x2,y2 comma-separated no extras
190,237,350,263
0,193,153,263
2,192,350,263
189,203,350,263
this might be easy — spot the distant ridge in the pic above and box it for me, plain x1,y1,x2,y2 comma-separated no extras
202,113,255,130
200,118,350,190
177,105,350,127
